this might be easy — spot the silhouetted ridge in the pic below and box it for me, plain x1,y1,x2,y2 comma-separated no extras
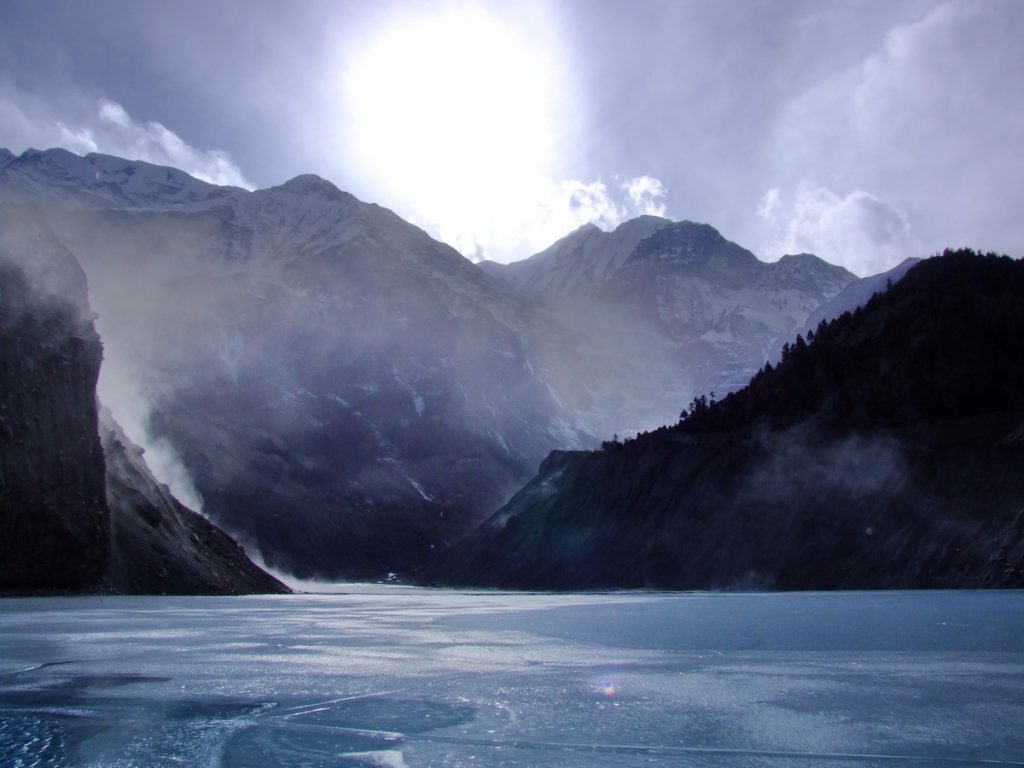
427,250,1024,590
678,249,1024,433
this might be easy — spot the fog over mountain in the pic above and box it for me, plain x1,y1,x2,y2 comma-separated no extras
0,201,283,594
0,147,917,580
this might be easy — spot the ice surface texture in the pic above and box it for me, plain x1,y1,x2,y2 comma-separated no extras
1,589,1023,767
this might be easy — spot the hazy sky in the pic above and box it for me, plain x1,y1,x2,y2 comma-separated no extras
1,0,1021,274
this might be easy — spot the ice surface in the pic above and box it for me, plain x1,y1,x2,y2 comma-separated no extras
1,590,1023,767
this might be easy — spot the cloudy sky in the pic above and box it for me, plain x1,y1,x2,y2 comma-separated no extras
1,0,1021,274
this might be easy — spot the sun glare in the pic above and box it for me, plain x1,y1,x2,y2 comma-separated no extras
344,6,564,258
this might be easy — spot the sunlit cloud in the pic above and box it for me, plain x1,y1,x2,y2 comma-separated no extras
759,182,920,276
624,176,667,217
340,4,667,262
415,173,670,263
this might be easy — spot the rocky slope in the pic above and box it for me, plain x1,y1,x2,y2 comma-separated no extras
483,218,857,425
101,410,285,594
0,202,284,595
429,251,1024,590
1,148,592,579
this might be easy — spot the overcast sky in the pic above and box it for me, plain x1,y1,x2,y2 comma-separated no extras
1,0,1021,274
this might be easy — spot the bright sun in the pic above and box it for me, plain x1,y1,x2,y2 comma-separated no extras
344,6,564,258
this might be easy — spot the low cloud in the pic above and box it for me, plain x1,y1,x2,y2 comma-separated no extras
0,81,251,188
98,354,205,513
420,173,670,264
758,182,920,276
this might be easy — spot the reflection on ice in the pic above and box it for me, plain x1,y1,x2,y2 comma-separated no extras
1,590,1023,766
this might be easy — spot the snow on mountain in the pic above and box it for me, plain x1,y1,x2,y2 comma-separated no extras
0,147,243,209
487,217,858,413
1,147,864,579
0,148,596,579
480,215,672,296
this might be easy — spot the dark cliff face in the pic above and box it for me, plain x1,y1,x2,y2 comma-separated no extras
0,205,109,591
429,252,1024,590
0,204,286,595
100,411,286,595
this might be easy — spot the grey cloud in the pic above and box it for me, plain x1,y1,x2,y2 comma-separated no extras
763,0,1024,263
759,183,920,276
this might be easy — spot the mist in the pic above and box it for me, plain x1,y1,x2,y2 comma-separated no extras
2,162,592,579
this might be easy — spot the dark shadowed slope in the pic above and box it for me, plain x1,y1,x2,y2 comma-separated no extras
428,251,1024,590
0,204,109,590
101,410,285,594
0,203,285,595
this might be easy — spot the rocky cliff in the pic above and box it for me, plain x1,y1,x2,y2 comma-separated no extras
0,204,109,591
100,410,285,594
0,203,285,594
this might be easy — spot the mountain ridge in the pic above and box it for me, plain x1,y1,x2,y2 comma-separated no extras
427,251,1024,590
1,147,920,581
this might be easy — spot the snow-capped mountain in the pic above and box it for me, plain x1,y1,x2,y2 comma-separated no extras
0,147,243,209
0,147,866,580
0,148,594,579
484,217,858,410
479,215,672,295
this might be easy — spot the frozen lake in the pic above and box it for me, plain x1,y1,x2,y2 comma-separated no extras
1,589,1022,767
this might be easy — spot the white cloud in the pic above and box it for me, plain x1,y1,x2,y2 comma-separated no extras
767,0,1024,259
624,175,667,217
0,81,251,188
759,182,920,276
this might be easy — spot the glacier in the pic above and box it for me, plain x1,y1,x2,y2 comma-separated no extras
1,589,1022,766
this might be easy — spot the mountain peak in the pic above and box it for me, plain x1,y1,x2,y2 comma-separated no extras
613,214,671,231
772,252,856,281
777,252,821,264
277,174,351,201
629,219,751,268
